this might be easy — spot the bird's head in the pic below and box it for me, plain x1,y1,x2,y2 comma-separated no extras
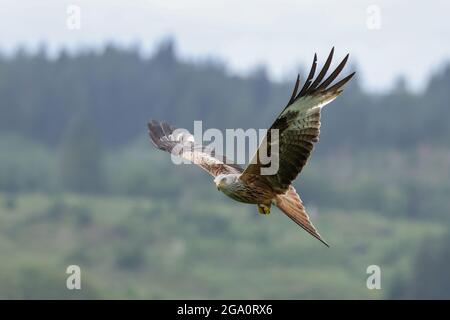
214,174,237,191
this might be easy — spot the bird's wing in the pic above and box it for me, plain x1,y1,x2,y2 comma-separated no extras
275,186,329,247
148,120,243,177
240,48,355,193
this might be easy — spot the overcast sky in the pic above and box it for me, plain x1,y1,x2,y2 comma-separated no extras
0,0,449,92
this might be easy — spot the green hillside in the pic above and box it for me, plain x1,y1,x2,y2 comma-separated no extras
0,192,443,299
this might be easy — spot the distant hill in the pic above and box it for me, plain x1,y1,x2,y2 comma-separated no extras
0,40,449,150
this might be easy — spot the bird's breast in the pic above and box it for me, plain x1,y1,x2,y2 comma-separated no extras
220,181,273,204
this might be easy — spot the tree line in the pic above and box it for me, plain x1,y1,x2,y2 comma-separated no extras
1,39,449,151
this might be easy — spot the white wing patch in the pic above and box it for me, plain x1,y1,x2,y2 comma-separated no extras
281,92,338,117
148,120,242,177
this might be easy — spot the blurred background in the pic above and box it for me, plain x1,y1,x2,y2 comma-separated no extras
0,0,449,299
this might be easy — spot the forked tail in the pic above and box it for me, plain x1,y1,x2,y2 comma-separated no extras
275,186,329,247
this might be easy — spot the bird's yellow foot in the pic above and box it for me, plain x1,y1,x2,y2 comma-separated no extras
257,205,271,215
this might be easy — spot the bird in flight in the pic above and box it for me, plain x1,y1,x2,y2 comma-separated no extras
148,48,355,246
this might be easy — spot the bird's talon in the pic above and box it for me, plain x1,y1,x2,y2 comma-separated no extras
257,205,270,215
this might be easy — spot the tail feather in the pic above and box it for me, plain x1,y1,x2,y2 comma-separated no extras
275,186,329,247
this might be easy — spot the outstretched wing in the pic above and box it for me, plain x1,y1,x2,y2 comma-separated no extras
240,48,355,193
148,120,243,177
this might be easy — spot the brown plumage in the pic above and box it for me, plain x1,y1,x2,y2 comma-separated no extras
148,48,355,247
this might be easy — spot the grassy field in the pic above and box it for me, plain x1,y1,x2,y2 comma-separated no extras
0,192,444,299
